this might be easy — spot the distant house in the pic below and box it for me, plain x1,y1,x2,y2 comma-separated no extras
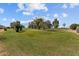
0,25,5,29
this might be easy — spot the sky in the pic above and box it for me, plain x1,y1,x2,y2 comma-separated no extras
0,3,79,27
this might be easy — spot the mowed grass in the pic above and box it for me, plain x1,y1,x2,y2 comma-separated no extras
1,29,79,56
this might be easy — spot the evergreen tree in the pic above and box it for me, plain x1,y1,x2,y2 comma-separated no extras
52,18,59,29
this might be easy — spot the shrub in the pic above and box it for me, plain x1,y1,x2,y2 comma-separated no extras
70,24,78,30
4,27,7,31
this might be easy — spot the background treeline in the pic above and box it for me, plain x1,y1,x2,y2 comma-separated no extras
10,17,60,32
1,17,79,32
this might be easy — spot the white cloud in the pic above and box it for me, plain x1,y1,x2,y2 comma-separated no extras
53,13,59,18
62,4,68,9
16,3,48,16
12,18,16,22
21,21,27,24
22,12,32,15
0,8,4,14
27,3,48,12
53,13,68,20
32,15,51,21
2,18,7,21
46,14,50,17
21,20,33,24
21,20,34,27
70,3,79,8
16,3,25,12
17,3,25,10
62,3,79,9
44,14,52,21
62,13,68,18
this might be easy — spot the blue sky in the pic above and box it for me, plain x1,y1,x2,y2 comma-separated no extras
0,3,79,27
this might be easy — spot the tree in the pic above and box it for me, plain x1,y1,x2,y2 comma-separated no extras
28,17,52,30
4,27,7,31
28,21,37,29
10,21,24,32
19,25,24,31
34,17,44,29
43,20,52,29
15,21,21,32
63,23,66,28
52,18,59,29
70,24,79,30
10,22,16,28
28,17,44,29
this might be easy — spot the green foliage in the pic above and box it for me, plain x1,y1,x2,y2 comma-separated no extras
52,18,59,29
44,20,52,29
10,21,24,32
4,27,7,31
28,17,52,29
10,22,16,28
34,17,44,29
70,24,79,30
15,21,24,32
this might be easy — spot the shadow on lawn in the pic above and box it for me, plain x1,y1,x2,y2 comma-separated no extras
18,30,25,33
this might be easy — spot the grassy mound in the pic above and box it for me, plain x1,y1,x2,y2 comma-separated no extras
1,29,79,56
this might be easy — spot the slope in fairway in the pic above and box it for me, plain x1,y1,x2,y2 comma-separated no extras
1,29,79,56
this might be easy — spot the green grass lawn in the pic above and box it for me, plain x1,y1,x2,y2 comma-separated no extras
1,29,79,56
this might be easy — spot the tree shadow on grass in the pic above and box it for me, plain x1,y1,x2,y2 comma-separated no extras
18,30,25,33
